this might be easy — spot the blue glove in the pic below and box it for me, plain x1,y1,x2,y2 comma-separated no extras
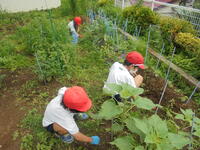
90,136,100,145
80,113,89,120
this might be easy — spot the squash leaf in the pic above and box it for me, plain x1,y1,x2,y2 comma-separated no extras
98,100,123,120
110,136,135,150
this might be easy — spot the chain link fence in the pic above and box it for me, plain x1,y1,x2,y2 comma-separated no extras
114,0,200,36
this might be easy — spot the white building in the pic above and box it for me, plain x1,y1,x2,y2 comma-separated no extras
0,0,61,13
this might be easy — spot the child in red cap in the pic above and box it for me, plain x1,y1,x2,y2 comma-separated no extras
68,17,82,44
43,86,100,145
104,51,145,102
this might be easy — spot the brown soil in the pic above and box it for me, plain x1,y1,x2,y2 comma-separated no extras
141,69,198,113
0,69,35,150
0,69,61,150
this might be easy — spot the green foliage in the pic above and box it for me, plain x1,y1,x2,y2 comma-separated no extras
126,115,190,150
0,55,32,71
175,32,200,54
98,83,193,150
132,96,161,110
158,16,196,40
104,83,144,98
0,36,32,70
60,0,94,16
122,5,158,34
134,146,145,150
110,136,135,150
0,10,25,27
98,4,123,21
97,0,114,7
172,54,200,78
20,109,65,150
193,0,200,9
17,16,77,82
175,109,200,138
97,100,123,120
111,122,124,133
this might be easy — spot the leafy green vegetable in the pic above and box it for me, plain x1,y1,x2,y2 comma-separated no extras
133,96,160,110
98,100,123,120
111,122,124,133
134,146,145,150
110,136,135,150
168,133,190,149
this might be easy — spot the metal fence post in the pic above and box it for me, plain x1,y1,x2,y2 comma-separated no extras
151,0,155,11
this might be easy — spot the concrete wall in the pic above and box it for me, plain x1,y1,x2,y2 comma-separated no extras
0,0,61,13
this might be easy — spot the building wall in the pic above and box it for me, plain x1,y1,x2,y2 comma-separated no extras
0,0,61,13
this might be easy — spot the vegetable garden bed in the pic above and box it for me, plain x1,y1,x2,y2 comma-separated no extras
0,0,200,150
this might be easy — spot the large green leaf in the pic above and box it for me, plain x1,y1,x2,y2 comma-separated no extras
168,133,190,149
110,136,134,150
148,115,168,137
120,84,144,98
133,97,160,110
180,108,194,124
134,146,145,150
98,100,123,120
124,118,145,139
134,118,149,134
145,133,160,144
103,83,122,95
111,122,124,133
157,143,174,150
175,114,185,121
194,117,200,124
193,125,200,137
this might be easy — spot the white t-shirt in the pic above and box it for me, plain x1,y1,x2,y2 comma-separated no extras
42,87,79,135
104,62,136,89
68,21,78,36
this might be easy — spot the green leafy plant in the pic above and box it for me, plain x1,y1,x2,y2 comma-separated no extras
158,16,196,40
95,83,192,150
175,109,200,138
20,109,66,150
125,115,190,150
122,5,158,35
174,32,200,55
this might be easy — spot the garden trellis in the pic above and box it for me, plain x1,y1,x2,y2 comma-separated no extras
87,8,199,149
87,9,200,109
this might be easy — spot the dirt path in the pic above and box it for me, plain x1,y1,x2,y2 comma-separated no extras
0,69,34,150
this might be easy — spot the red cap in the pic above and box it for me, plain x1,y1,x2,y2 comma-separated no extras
63,86,92,112
74,17,82,25
126,51,145,69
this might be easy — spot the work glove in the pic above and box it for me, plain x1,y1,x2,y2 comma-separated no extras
79,113,89,120
90,136,100,145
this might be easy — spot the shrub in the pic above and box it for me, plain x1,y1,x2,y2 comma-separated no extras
159,16,196,40
97,0,122,20
193,0,200,9
175,32,200,55
101,6,123,22
97,0,114,7
122,5,158,34
60,0,93,16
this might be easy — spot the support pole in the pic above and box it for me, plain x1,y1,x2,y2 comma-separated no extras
155,47,176,114
145,25,151,64
188,113,195,150
156,43,165,69
185,81,200,104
